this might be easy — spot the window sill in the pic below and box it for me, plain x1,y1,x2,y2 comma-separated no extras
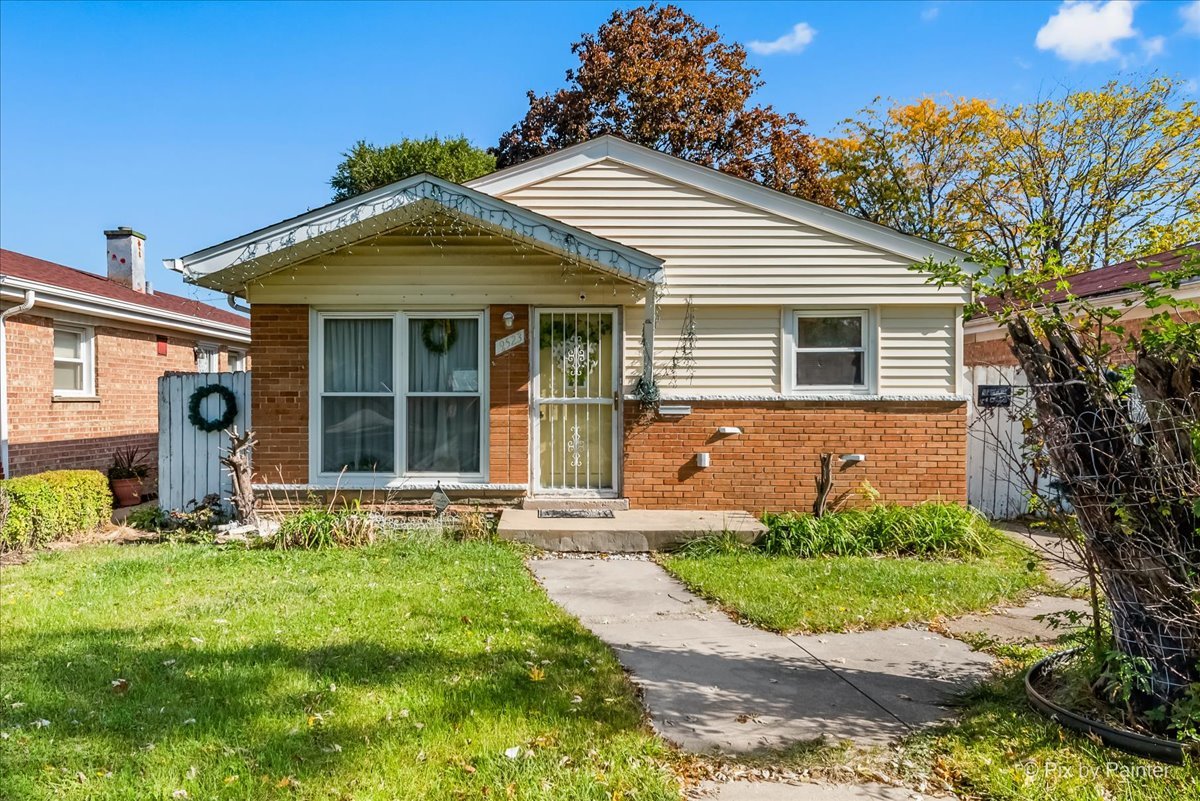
52,394,100,403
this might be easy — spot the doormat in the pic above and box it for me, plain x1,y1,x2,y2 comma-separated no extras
537,509,615,519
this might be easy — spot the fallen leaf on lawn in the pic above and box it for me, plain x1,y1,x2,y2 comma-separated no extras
224,776,239,785
32,719,50,728
172,791,187,799
504,746,520,759
111,679,130,695
528,666,545,682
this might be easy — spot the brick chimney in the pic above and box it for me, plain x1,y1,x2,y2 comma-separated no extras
105,227,146,292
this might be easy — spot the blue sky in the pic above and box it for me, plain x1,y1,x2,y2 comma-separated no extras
2,0,1198,307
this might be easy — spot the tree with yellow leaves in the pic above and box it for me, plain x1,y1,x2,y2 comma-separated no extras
823,77,1199,273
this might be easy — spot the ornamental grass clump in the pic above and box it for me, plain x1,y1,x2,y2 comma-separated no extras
274,506,378,550
759,502,990,559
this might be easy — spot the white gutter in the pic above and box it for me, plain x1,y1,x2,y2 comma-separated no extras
1,289,37,477
0,275,250,344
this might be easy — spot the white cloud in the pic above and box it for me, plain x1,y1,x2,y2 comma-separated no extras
748,22,816,56
1035,1,1137,63
1181,1,1200,36
921,5,941,22
1141,34,1166,58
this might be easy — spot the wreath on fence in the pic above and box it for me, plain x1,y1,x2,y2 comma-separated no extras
187,384,238,432
420,319,457,354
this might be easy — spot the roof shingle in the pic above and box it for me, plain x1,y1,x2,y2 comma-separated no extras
1,249,249,329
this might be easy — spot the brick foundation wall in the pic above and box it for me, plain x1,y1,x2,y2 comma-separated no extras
249,304,309,483
622,401,967,512
488,305,530,484
3,311,234,478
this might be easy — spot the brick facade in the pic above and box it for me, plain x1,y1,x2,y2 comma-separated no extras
623,401,966,511
247,304,309,484
488,305,531,485
3,311,246,478
249,304,967,510
965,311,1200,368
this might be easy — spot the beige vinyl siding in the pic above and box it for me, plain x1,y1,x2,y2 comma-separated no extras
878,305,957,393
499,160,964,306
245,226,647,306
623,305,780,392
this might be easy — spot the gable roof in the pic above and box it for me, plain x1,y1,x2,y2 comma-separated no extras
169,173,664,293
1,249,250,340
468,135,975,268
978,244,1199,314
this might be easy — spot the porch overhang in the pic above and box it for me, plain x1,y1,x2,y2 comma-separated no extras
166,174,665,294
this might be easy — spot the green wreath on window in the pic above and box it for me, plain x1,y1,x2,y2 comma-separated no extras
420,319,457,354
187,384,238,432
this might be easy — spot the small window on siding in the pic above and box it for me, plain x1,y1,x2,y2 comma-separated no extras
789,310,871,392
53,325,95,396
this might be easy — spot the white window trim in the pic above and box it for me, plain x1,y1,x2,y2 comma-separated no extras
309,309,489,486
52,324,95,398
228,348,247,372
782,308,876,394
195,342,220,372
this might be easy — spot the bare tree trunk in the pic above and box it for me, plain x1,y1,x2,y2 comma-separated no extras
1006,314,1200,707
220,427,259,526
813,453,834,517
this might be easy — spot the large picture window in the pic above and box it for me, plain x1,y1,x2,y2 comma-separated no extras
788,310,871,392
315,311,485,480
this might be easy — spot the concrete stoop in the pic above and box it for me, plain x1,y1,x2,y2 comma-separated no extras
498,508,766,552
519,497,630,511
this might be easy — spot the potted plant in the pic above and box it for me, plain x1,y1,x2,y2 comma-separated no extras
108,447,150,507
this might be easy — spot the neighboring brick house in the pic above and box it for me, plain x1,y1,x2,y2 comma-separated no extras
963,244,1199,518
0,228,251,480
964,244,1200,369
168,136,972,512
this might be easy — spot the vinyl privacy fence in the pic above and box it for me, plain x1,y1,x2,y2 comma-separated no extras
158,371,250,512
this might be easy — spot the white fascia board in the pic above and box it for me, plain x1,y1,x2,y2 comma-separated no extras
0,277,251,344
962,281,1200,334
469,136,978,273
170,173,664,290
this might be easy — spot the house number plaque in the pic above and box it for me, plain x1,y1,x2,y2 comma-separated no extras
495,329,526,355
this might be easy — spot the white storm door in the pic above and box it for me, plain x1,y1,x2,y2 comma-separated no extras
533,309,619,494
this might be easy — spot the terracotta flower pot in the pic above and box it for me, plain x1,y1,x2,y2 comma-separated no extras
111,477,143,508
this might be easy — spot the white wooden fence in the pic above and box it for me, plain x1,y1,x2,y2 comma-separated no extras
158,372,251,512
965,365,1032,520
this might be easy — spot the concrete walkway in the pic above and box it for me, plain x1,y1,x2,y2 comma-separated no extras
531,558,993,754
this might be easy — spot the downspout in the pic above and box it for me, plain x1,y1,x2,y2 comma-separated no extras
227,294,250,315
1,289,37,478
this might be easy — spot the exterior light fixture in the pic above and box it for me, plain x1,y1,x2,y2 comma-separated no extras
502,311,515,329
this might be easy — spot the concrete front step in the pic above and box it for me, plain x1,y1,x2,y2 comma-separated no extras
520,497,630,511
498,508,766,552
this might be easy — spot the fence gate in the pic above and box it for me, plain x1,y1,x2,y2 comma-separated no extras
965,365,1032,520
158,371,251,512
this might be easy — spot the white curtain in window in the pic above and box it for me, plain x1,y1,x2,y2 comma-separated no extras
407,318,480,473
322,319,394,473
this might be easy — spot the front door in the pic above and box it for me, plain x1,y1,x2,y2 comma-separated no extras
533,309,619,494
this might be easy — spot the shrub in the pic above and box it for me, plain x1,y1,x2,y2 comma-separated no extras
451,508,495,541
0,469,112,551
274,506,378,550
759,502,991,559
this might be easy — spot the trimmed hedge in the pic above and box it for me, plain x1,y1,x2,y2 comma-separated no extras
0,470,112,551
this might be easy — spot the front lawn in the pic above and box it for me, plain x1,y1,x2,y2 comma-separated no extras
0,538,679,800
899,651,1200,801
661,538,1043,633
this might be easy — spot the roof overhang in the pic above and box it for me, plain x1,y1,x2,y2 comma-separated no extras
0,275,250,343
167,173,664,294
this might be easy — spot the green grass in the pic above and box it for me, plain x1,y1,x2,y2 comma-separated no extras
898,659,1200,801
661,536,1044,633
0,539,679,800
